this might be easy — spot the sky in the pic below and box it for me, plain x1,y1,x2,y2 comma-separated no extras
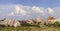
0,0,60,20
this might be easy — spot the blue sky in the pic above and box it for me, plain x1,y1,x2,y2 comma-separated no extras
0,0,60,7
0,0,60,20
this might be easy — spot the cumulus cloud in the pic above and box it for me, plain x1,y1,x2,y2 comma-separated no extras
32,6,44,14
8,12,14,16
0,4,57,20
8,5,46,16
15,5,27,15
15,5,20,14
8,5,27,16
47,8,55,14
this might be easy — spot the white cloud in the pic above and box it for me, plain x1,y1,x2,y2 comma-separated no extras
15,5,20,14
15,5,27,15
32,6,44,14
0,4,57,20
47,8,55,14
8,5,27,16
7,5,46,16
8,12,14,16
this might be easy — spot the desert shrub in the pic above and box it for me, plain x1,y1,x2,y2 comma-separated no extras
22,23,40,27
54,21,60,27
0,24,6,27
44,22,54,27
44,22,47,26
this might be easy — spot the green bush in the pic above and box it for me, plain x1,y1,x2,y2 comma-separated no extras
54,22,60,27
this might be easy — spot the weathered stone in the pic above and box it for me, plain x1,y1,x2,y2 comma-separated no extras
0,18,21,27
26,19,34,25
46,16,55,24
36,17,43,24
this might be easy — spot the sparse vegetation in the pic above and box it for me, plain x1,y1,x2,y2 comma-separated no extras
0,21,60,31
0,26,60,31
54,21,60,27
0,16,60,31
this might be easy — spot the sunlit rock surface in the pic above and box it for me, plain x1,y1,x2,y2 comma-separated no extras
26,19,34,25
46,16,55,24
35,17,43,24
0,18,21,27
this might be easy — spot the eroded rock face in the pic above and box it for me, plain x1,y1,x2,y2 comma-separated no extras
26,19,34,25
53,18,60,23
19,21,27,26
36,17,43,24
0,18,21,27
46,16,55,24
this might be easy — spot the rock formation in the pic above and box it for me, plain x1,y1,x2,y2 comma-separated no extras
46,16,55,24
25,19,34,25
36,17,43,24
0,18,21,27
